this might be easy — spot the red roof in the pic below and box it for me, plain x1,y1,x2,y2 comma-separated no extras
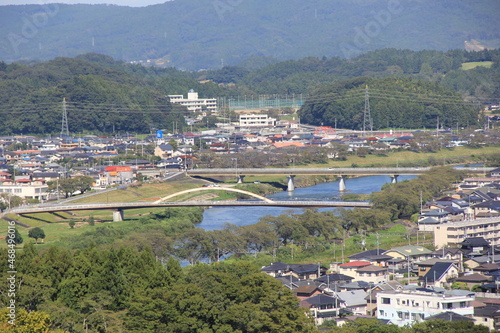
16,178,31,183
339,261,372,268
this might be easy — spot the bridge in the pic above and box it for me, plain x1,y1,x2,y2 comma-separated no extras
4,200,371,222
186,167,493,191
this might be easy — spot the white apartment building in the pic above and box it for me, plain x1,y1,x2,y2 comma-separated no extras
434,217,500,249
239,114,276,127
168,90,217,112
377,288,475,326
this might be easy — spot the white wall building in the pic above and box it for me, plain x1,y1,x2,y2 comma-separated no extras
377,288,475,326
0,181,49,200
168,90,217,112
239,114,276,127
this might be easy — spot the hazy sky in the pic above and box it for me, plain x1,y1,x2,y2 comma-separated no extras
0,0,167,6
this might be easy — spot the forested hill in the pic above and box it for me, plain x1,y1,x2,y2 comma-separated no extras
298,77,478,130
217,49,500,99
0,54,236,135
0,49,498,135
1,0,499,69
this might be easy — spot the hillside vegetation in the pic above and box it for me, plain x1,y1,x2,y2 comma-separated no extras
0,49,499,135
0,0,499,69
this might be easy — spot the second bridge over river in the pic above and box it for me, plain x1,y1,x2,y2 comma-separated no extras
187,167,491,191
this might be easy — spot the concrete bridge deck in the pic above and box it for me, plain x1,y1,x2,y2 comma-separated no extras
3,200,372,222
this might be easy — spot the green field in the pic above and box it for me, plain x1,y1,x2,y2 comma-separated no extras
461,61,494,70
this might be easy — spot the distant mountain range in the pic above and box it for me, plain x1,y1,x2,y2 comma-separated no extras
0,0,499,70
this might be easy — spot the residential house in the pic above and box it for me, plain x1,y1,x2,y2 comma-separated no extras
491,168,500,178
31,172,61,182
338,261,371,279
472,263,500,275
300,294,343,325
261,262,289,277
473,304,500,331
455,273,492,289
294,283,323,300
337,290,368,315
261,262,323,280
461,237,491,256
460,177,500,190
288,264,323,280
473,201,500,218
154,144,174,159
365,281,403,316
314,273,354,293
376,287,475,326
421,262,459,288
429,247,464,261
274,274,300,290
348,249,392,267
416,259,457,278
355,265,388,284
338,281,374,292
383,246,433,262
418,209,450,224
465,256,497,270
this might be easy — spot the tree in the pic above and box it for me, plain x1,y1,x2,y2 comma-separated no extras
28,227,46,244
0,308,67,333
68,220,76,229
5,228,23,246
0,193,24,209
72,176,94,195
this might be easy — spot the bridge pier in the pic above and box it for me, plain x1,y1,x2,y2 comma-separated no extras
113,209,124,222
237,175,245,183
391,175,399,183
339,175,347,191
287,175,296,192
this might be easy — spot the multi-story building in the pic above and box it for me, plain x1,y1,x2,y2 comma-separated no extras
239,114,276,127
376,287,475,326
434,217,500,249
168,90,217,112
0,179,48,200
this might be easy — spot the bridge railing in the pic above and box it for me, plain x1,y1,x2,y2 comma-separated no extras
5,200,372,215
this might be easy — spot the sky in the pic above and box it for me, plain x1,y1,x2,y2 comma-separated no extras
0,0,167,6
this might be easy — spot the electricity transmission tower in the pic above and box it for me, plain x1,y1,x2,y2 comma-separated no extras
363,85,373,133
60,98,69,137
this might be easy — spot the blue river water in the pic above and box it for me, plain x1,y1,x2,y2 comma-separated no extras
198,175,417,231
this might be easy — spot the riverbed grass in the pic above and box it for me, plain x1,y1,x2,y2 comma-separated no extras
311,146,499,168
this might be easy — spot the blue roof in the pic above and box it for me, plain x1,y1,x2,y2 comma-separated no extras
423,262,454,283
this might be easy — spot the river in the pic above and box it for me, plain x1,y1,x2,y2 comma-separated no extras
198,174,417,231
